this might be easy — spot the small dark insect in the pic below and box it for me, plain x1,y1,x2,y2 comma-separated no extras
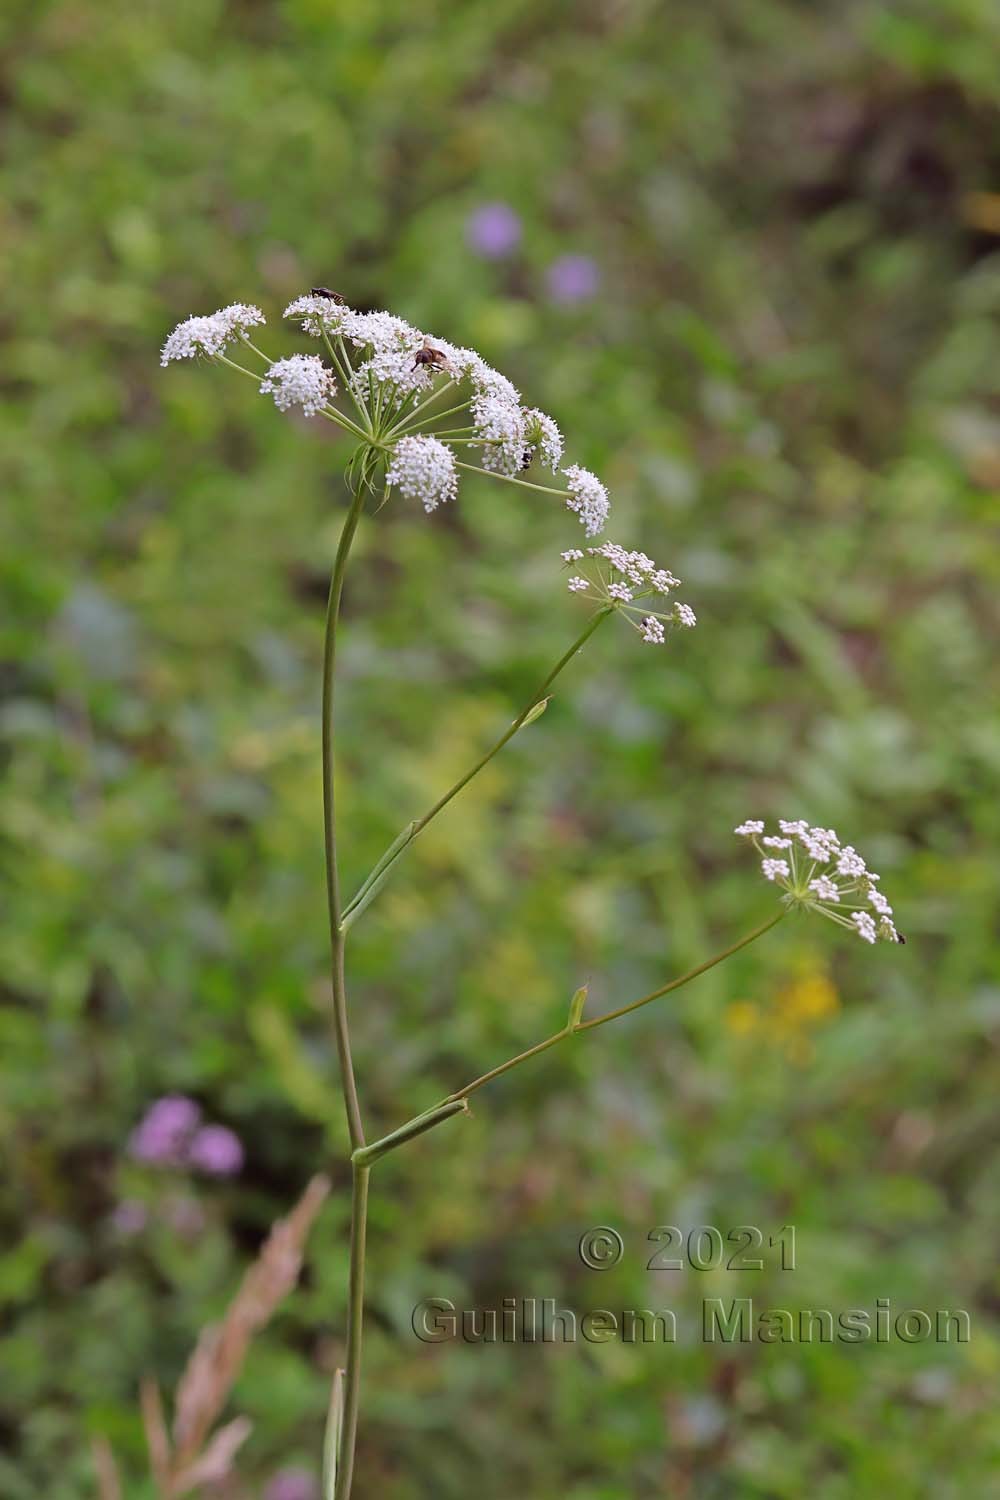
896,932,906,944
412,338,454,374
520,447,534,470
311,286,345,304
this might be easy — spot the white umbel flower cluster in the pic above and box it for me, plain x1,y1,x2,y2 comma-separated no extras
385,434,459,512
260,355,335,416
562,465,610,537
472,390,527,476
165,291,614,535
160,304,265,365
561,541,696,644
734,819,903,944
523,409,564,472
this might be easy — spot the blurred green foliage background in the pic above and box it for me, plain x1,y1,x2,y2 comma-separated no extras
3,0,1000,1495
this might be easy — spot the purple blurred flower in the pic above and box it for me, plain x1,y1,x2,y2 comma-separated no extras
188,1123,244,1177
110,1199,147,1236
129,1095,201,1166
264,1469,318,1500
545,254,601,304
466,202,522,259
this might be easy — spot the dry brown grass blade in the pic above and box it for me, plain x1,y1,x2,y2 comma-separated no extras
171,1173,331,1467
173,1415,253,1494
140,1377,172,1494
90,1436,123,1500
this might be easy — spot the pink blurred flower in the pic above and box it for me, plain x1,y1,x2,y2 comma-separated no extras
545,254,600,304
128,1095,200,1166
466,202,522,259
188,1123,244,1176
264,1468,318,1500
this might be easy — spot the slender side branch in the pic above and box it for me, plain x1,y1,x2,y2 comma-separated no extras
454,458,573,498
446,911,786,1104
323,486,368,1151
341,608,612,928
214,353,371,442
384,380,462,438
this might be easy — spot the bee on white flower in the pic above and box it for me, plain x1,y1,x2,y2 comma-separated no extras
522,409,564,472
166,290,613,533
735,820,904,944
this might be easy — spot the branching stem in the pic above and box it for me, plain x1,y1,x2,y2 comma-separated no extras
341,608,613,928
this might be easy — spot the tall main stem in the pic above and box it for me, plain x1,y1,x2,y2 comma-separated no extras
323,484,368,1151
335,1161,370,1500
322,481,374,1500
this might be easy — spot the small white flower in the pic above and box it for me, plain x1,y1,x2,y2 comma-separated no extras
260,354,335,416
737,820,903,944
473,392,527,476
386,434,459,513
799,826,840,862
161,304,265,365
561,538,694,644
562,465,610,537
350,348,434,409
467,356,521,406
346,309,420,355
567,576,589,593
284,294,352,339
836,846,867,878
522,409,564,471
852,912,877,944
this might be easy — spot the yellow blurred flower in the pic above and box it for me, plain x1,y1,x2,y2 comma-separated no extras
725,960,839,1061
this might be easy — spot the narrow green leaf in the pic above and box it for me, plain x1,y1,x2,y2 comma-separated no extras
323,1367,344,1500
567,984,588,1031
520,697,550,728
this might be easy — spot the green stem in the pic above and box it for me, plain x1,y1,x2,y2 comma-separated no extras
446,912,785,1103
323,329,371,432
317,407,377,443
341,608,612,928
384,380,462,438
334,1161,369,1500
453,459,571,499
323,486,368,1152
215,353,370,442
